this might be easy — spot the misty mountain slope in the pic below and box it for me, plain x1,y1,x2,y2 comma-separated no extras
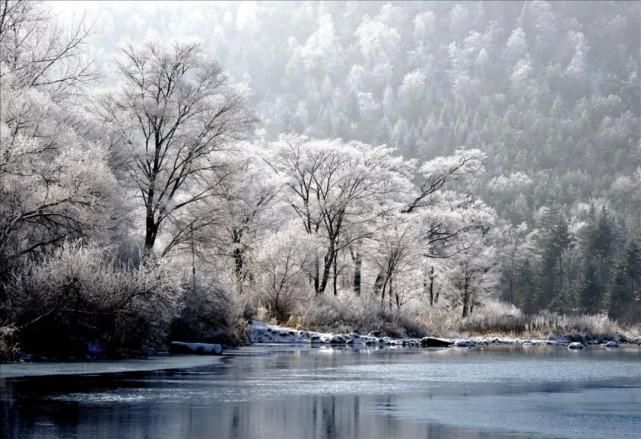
232,1,641,223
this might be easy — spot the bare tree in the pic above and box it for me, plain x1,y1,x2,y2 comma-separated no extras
98,42,254,257
268,136,413,295
255,225,313,322
403,149,485,214
371,214,421,309
0,0,95,98
194,149,278,294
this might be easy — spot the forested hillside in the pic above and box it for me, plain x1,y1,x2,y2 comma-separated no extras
1,1,640,359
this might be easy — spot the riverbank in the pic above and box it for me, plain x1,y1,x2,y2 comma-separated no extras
3,313,640,365
248,320,641,349
3,338,640,380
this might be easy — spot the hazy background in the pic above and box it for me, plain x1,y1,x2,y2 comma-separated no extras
49,1,640,220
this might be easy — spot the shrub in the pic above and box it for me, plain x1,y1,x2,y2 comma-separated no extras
458,300,527,335
292,291,428,337
253,228,316,322
524,311,628,339
7,242,182,358
0,325,18,362
171,280,239,345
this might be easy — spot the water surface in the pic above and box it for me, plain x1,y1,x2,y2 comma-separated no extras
1,345,640,438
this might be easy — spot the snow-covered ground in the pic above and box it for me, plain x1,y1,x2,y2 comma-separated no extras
248,321,421,347
248,321,634,349
248,321,501,348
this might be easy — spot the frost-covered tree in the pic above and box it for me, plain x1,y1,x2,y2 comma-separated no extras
446,232,499,318
369,212,422,309
0,0,114,265
254,224,318,321
98,42,254,257
197,146,279,294
267,135,414,295
0,0,94,98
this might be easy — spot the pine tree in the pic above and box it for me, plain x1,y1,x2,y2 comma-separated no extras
606,240,641,323
534,207,572,312
579,207,617,313
516,257,536,314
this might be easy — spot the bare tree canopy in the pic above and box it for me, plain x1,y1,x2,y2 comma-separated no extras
0,0,94,97
98,42,255,257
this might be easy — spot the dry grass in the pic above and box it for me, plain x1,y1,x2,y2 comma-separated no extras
455,302,640,341
251,293,640,342
284,291,428,338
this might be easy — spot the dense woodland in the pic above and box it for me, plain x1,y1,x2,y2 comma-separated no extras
1,1,640,358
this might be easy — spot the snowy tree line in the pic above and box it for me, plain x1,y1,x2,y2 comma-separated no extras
1,1,639,357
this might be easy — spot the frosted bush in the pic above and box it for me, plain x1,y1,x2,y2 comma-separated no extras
9,241,182,356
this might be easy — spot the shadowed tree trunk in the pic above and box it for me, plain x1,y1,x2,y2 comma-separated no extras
352,252,361,296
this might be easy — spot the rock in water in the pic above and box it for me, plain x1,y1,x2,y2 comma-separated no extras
329,335,346,344
454,340,476,348
604,341,619,348
421,337,454,348
567,342,585,350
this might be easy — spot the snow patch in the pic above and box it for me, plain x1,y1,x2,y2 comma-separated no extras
248,321,421,347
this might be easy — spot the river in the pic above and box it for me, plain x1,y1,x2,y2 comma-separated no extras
1,345,640,438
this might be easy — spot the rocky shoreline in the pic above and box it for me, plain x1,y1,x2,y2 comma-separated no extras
248,321,640,349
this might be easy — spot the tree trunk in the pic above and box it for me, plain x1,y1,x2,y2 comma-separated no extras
332,249,338,296
388,275,393,310
352,253,361,296
143,157,159,258
394,275,401,309
143,212,158,258
374,272,384,302
318,241,335,295
313,256,320,295
462,275,470,318
558,253,564,297
428,266,435,306
232,229,244,294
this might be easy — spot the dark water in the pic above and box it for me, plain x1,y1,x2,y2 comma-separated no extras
1,345,640,438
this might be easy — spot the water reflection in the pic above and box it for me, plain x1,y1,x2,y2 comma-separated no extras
1,346,640,439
